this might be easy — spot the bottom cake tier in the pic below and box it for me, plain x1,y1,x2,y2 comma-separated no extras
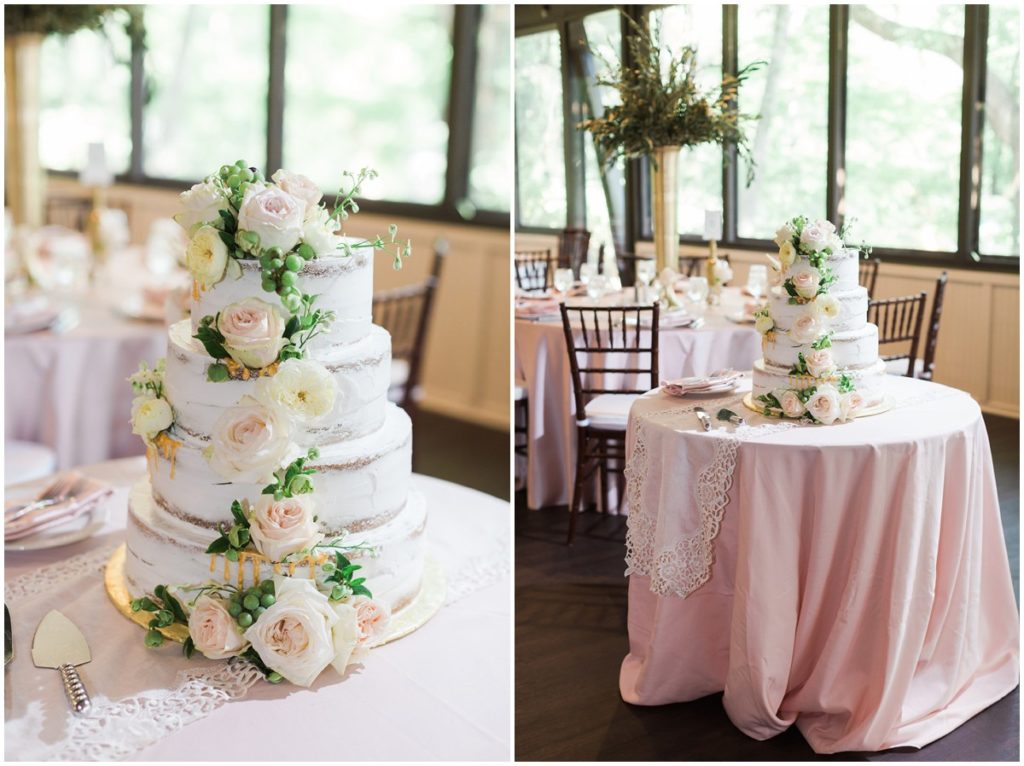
751,358,888,403
125,478,427,615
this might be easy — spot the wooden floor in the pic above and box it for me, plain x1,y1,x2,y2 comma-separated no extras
515,413,1020,761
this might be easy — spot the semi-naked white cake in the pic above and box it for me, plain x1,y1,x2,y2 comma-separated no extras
750,217,885,424
116,162,425,686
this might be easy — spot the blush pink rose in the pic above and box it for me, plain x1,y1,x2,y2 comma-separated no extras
188,595,249,660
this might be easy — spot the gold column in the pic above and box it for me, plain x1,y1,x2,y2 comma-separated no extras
650,145,681,274
4,33,45,227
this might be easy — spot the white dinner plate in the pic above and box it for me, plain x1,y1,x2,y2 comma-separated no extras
116,294,166,323
4,488,112,552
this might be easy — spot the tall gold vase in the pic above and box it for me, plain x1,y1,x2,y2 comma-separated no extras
651,145,681,273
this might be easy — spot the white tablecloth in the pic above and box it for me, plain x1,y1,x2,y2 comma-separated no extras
514,287,761,510
4,458,510,761
5,253,171,471
620,376,1019,753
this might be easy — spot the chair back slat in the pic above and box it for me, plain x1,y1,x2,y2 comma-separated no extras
514,249,553,292
868,290,927,376
920,272,948,381
560,303,660,420
859,257,881,299
558,228,591,275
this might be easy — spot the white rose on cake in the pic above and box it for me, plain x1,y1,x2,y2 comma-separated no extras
238,185,305,253
248,495,323,562
778,240,797,271
777,389,805,419
271,169,323,217
839,390,863,422
828,233,845,253
814,293,841,320
207,396,300,483
806,384,841,424
754,312,774,335
174,181,229,234
186,225,229,288
791,270,820,300
788,312,822,344
799,219,836,252
217,298,287,369
188,595,249,660
256,358,337,424
130,395,173,441
244,577,338,687
774,222,796,248
803,349,836,378
302,206,343,258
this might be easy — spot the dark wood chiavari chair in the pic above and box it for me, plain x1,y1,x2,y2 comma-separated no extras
859,257,881,299
678,253,729,278
514,249,553,292
867,290,927,377
44,197,93,231
918,271,948,381
560,302,660,545
372,239,446,419
598,245,653,288
558,228,591,274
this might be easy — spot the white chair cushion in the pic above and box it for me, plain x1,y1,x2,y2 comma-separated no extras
390,359,410,389
884,358,924,377
5,441,57,486
583,393,639,430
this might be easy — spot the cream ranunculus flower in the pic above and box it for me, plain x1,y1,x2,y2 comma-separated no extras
803,349,836,378
778,240,797,271
754,313,774,335
255,358,338,424
791,270,820,300
778,389,805,419
248,495,323,562
814,293,841,320
186,225,230,288
774,222,796,248
788,311,822,344
245,577,338,687
131,395,173,440
806,384,841,424
174,181,230,234
800,219,836,252
839,390,864,422
188,595,249,660
217,298,287,369
271,169,323,217
207,396,300,483
237,185,305,253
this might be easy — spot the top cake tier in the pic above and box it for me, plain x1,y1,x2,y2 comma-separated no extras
191,242,373,350
781,247,860,293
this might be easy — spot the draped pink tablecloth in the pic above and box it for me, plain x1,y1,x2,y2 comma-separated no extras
5,254,170,471
619,376,1019,754
514,286,761,510
4,458,510,761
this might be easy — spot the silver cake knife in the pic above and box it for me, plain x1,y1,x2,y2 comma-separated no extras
694,407,713,432
32,610,92,713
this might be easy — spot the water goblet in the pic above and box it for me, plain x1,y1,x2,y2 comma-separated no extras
553,268,574,299
579,262,597,286
747,264,768,300
586,274,607,301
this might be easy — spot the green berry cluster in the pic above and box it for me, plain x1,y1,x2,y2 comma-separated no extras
259,243,315,314
226,579,277,629
218,159,265,208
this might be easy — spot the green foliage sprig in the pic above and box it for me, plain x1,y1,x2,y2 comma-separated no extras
811,333,833,351
128,358,166,398
578,14,764,184
322,552,373,601
789,352,810,376
130,584,191,653
756,392,783,416
280,295,336,361
838,374,855,394
262,448,320,500
205,500,253,562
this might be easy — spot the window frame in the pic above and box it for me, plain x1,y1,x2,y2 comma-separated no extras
43,4,509,230
514,3,1019,270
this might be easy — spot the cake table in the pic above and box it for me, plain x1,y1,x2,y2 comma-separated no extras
3,458,510,761
619,376,1019,753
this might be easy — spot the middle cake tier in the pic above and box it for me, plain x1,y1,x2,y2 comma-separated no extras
151,403,412,535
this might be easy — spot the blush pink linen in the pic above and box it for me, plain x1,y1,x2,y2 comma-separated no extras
620,379,1019,754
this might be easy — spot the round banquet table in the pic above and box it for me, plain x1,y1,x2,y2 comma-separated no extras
5,252,173,472
619,375,1019,754
3,458,510,761
514,285,761,510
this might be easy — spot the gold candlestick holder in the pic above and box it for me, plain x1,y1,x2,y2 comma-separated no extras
705,239,722,305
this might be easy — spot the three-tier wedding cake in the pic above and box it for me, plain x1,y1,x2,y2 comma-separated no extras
114,162,426,686
750,217,886,424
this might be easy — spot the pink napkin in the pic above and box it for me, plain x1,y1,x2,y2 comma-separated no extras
660,369,743,397
515,298,561,318
5,474,113,541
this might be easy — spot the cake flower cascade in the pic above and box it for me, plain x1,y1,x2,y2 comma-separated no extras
120,161,429,687
750,216,885,425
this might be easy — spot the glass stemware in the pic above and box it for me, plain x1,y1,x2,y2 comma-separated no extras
553,267,574,299
685,276,709,305
746,264,768,300
586,273,607,301
579,262,596,286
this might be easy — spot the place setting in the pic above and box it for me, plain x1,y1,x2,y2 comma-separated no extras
4,471,114,551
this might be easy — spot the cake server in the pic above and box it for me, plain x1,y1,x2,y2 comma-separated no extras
31,610,92,713
694,407,713,432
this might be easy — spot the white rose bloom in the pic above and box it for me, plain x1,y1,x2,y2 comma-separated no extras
788,312,822,344
245,577,338,687
174,181,229,234
814,293,841,320
248,495,323,562
754,313,774,335
185,225,229,288
800,219,836,252
131,395,173,440
271,169,323,217
778,240,797,271
237,185,306,253
188,595,249,660
828,233,845,253
778,389,805,419
803,349,836,378
773,223,796,248
256,358,337,424
301,206,343,258
217,298,287,370
713,260,732,284
207,396,300,483
329,601,363,674
791,269,820,300
839,390,864,422
806,384,842,424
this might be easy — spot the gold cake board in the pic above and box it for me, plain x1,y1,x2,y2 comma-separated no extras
742,393,891,421
104,543,446,648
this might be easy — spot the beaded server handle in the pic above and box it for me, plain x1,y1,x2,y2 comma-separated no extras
58,663,91,713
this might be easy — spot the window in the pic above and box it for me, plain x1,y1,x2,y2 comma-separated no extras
39,23,132,174
845,5,965,251
284,5,453,204
469,4,511,212
979,4,1020,256
143,5,268,180
648,4,723,237
737,5,829,239
515,30,567,228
